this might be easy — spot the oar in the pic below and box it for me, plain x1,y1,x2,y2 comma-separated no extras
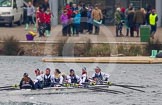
107,82,145,93
106,82,145,88
62,83,125,94
88,87,125,94
0,84,18,89
119,86,145,92
0,87,20,91
0,84,19,91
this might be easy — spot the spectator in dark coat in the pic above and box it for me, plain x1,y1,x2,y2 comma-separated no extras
127,8,135,37
80,4,88,33
125,3,133,36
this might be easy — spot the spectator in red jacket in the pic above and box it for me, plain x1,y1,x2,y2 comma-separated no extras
35,7,41,31
37,6,46,37
44,8,52,36
66,4,73,36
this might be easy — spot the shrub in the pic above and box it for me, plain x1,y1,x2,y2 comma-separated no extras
128,45,143,56
117,45,128,55
3,36,20,55
88,44,111,56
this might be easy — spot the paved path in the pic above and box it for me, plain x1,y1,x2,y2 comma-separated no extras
0,25,162,43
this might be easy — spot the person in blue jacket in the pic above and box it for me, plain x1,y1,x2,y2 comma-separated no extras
72,10,81,36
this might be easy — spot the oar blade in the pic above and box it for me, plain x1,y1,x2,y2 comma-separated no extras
108,83,145,93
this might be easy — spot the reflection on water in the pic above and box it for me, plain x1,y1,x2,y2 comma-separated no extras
0,56,162,105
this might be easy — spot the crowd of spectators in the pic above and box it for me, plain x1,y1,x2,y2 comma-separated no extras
24,0,158,39
114,4,158,39
60,2,103,36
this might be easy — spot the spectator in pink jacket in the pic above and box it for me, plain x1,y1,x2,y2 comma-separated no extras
60,9,69,36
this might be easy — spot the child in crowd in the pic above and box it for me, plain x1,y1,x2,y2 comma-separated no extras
60,9,69,36
25,2,35,30
73,10,81,36
44,8,52,36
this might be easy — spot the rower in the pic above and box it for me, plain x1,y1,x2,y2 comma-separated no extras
61,72,68,83
43,68,53,88
34,69,43,89
67,69,80,84
19,73,35,89
80,67,89,84
52,69,63,86
91,66,110,84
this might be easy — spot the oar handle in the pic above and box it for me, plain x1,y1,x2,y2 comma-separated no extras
11,84,19,88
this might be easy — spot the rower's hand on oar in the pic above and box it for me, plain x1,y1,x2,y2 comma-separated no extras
107,82,112,86
12,84,19,88
89,81,97,86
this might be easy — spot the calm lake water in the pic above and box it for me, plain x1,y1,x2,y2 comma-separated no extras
0,56,162,105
